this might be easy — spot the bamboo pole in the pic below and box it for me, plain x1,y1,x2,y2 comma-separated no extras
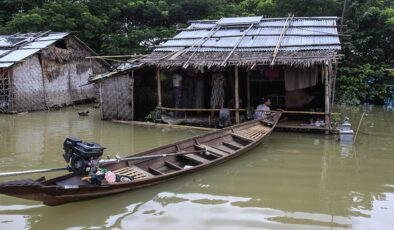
99,82,103,120
0,167,68,177
86,55,145,59
157,106,340,115
246,71,251,109
234,66,240,124
324,65,330,134
156,67,162,107
113,120,217,131
130,71,134,120
353,112,365,144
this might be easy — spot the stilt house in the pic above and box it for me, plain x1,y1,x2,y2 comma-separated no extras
142,16,342,131
0,32,109,113
93,16,342,132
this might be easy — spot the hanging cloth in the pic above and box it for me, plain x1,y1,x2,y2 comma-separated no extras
284,67,318,91
210,73,225,108
285,89,315,108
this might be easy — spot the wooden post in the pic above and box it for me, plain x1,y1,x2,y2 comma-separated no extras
331,63,338,112
235,66,240,124
99,82,103,120
8,69,13,112
130,71,134,120
324,64,330,134
156,66,162,107
246,70,251,109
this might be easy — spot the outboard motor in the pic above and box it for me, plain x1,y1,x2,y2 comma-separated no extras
63,137,105,176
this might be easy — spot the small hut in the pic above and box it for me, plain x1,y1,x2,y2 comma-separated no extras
89,63,145,120
139,16,342,132
0,32,109,113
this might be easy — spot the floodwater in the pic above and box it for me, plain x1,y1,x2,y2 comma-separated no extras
0,105,393,229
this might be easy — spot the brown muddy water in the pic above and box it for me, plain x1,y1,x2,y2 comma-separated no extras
0,105,393,229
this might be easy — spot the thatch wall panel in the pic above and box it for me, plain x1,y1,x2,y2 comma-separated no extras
12,55,45,112
101,74,133,120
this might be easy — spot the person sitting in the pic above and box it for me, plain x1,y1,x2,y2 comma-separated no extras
254,97,271,119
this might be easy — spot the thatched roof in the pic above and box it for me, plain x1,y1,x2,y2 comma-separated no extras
141,16,342,68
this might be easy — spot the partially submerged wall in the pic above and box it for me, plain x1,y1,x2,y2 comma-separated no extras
41,37,99,107
12,55,45,112
101,74,133,120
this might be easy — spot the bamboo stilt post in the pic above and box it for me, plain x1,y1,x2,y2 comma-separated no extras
156,67,162,107
130,71,134,120
246,70,251,109
99,82,103,120
324,64,330,134
331,63,338,112
234,66,240,124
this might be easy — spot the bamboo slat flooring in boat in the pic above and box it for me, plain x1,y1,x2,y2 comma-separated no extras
113,166,153,179
234,125,270,140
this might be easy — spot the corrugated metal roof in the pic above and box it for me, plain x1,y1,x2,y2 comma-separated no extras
0,32,69,68
0,63,13,68
90,63,143,82
218,16,263,25
0,49,41,62
157,16,341,53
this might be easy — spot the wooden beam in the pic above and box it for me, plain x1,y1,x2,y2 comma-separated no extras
234,66,240,124
156,67,162,107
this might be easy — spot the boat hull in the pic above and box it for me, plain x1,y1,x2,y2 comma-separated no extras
0,112,281,206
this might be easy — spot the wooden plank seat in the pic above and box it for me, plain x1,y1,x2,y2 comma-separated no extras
195,144,228,157
179,153,211,164
213,145,236,153
165,161,183,170
231,133,254,142
113,166,153,180
148,167,164,175
234,125,270,140
222,141,242,150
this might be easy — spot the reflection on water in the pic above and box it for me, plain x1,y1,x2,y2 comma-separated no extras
0,105,394,229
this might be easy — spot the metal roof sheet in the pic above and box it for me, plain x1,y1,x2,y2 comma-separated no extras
36,32,69,41
157,17,341,53
0,62,13,68
218,16,263,25
0,32,70,68
90,63,143,82
0,49,40,62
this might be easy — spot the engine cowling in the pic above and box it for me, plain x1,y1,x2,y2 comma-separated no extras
63,137,105,176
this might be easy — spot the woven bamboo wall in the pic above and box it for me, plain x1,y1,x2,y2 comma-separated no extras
41,37,98,107
12,55,46,112
101,74,133,120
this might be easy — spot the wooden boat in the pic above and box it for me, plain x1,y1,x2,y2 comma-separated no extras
0,112,281,206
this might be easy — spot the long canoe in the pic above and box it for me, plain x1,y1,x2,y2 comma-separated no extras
0,112,281,206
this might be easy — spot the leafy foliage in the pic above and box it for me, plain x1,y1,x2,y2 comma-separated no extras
0,0,392,105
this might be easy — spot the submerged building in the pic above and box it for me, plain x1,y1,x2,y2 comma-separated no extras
93,16,342,132
0,32,109,113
